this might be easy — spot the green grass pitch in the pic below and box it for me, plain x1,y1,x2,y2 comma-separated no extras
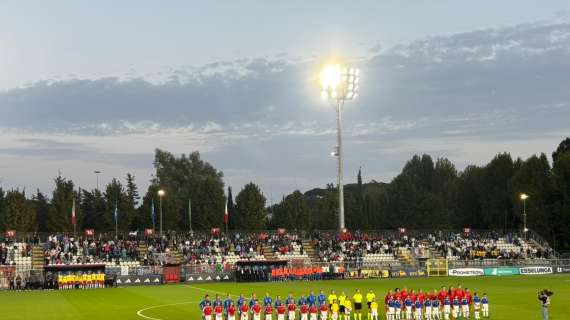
0,275,568,320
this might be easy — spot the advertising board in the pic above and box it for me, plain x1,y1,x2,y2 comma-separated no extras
484,267,520,276
519,267,553,275
448,268,484,277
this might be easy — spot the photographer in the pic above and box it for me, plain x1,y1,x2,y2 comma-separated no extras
537,289,553,320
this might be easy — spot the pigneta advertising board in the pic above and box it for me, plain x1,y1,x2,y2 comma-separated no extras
448,268,484,277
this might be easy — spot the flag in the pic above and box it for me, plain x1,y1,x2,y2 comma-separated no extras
71,198,76,225
151,199,156,227
114,202,118,223
224,199,229,225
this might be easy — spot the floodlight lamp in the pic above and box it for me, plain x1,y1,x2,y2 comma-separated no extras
320,65,342,90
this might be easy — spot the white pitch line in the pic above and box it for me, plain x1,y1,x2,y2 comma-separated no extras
136,285,241,320
136,300,198,320
183,285,239,297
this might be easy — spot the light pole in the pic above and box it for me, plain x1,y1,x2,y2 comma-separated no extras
520,193,529,238
320,64,359,230
94,170,102,190
158,189,165,236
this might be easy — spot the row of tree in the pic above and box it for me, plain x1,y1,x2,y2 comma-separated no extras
0,139,569,250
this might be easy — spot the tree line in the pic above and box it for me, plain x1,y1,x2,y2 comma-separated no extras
0,139,569,250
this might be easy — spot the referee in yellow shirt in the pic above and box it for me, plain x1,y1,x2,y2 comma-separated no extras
365,290,376,320
328,290,338,309
353,289,363,320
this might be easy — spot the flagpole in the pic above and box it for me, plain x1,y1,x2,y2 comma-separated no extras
115,201,118,239
188,198,192,233
72,198,76,239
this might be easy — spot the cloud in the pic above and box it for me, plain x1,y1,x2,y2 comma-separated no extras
0,19,569,197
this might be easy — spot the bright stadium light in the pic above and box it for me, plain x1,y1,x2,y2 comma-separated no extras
319,63,360,230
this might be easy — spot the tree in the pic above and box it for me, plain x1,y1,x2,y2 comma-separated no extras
511,153,552,235
550,152,570,250
81,189,107,231
227,186,237,229
152,149,225,230
272,190,309,230
47,176,78,232
2,189,37,231
125,173,140,230
552,137,570,163
235,182,267,230
103,178,131,231
32,190,50,232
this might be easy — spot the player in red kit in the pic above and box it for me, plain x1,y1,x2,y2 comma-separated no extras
319,303,328,320
417,290,426,305
228,303,237,320
309,304,318,320
265,304,274,320
204,305,214,320
455,285,465,301
438,287,448,305
409,290,417,305
465,289,473,304
253,302,262,320
277,304,287,320
385,290,394,308
300,303,309,320
401,288,409,301
215,304,224,320
241,303,250,320
288,300,297,320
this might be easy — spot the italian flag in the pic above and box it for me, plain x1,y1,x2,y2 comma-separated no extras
71,198,76,225
224,200,229,225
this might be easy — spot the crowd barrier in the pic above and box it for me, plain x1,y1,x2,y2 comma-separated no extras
1,259,569,290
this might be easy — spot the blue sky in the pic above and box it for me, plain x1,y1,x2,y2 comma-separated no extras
0,1,569,200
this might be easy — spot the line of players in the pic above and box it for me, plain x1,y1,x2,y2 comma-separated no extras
199,287,489,320
57,272,106,290
383,286,489,320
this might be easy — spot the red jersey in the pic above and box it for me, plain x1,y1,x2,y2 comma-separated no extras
410,294,417,304
253,304,261,314
241,305,249,313
215,305,223,315
228,305,237,316
309,305,318,314
394,292,402,301
454,289,464,300
204,306,213,316
277,305,286,315
385,294,393,305
401,291,408,301
300,305,309,314
438,291,447,304
265,306,273,314
288,304,296,312
320,305,328,312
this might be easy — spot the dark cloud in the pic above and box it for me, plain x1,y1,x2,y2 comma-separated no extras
0,20,569,196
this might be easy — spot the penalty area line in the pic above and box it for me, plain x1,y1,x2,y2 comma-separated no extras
136,300,198,320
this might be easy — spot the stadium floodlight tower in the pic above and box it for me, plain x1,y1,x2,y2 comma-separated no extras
158,189,165,236
320,64,360,230
520,193,529,238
